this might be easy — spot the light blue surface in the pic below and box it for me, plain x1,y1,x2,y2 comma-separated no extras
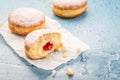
0,0,120,80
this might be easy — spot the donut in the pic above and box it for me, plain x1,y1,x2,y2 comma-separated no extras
52,0,87,18
24,29,63,60
8,8,45,35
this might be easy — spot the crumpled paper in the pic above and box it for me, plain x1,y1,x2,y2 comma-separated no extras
0,17,89,70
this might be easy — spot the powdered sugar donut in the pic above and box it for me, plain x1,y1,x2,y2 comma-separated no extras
8,8,45,35
24,29,63,60
52,0,87,18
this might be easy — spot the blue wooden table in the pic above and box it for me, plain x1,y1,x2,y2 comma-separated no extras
0,0,120,80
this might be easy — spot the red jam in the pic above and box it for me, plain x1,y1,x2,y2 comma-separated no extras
43,42,53,51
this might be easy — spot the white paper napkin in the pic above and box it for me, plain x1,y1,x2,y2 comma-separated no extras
0,17,89,70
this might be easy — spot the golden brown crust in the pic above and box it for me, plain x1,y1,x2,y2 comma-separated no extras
52,4,87,18
8,19,45,35
25,32,62,60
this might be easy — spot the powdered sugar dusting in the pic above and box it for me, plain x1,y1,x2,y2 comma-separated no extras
9,8,45,27
25,29,66,48
52,0,86,8
25,29,57,48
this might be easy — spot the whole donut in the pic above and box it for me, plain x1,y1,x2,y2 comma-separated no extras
8,8,45,35
52,0,87,18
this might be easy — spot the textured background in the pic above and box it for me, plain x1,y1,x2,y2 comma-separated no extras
0,0,120,80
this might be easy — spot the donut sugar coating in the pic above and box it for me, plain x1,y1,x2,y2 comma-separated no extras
8,8,45,35
52,0,87,18
24,29,63,60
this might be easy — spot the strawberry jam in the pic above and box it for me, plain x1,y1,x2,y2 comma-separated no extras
43,42,53,51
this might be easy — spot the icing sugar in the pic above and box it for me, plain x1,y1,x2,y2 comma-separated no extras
9,8,45,27
52,0,86,8
24,29,65,48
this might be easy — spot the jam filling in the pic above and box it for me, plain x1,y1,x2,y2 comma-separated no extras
43,42,53,51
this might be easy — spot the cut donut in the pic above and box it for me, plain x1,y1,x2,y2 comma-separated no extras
24,29,62,60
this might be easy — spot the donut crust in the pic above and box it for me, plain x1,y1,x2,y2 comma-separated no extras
8,19,45,35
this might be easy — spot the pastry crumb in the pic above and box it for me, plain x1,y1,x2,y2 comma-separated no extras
76,48,81,53
63,53,68,58
66,68,74,76
61,45,66,52
51,70,56,77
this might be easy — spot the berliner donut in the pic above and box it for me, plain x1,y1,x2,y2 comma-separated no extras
52,0,87,18
8,8,45,35
24,29,62,60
